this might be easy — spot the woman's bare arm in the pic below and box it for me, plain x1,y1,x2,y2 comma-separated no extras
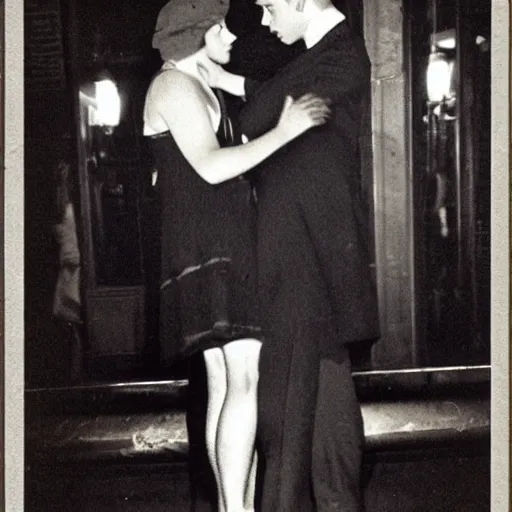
148,70,329,185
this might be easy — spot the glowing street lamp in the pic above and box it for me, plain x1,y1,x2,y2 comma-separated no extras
426,51,453,103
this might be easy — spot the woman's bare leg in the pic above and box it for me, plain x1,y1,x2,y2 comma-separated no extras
216,339,261,512
203,347,228,512
244,450,258,511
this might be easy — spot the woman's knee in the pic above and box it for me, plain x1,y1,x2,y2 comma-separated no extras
204,347,225,370
223,339,261,394
203,348,227,392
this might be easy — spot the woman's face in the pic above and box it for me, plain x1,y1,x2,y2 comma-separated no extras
204,20,237,64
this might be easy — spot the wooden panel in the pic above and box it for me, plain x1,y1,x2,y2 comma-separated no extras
87,286,145,355
364,0,415,368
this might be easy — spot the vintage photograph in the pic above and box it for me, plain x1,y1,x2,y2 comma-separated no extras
19,0,504,510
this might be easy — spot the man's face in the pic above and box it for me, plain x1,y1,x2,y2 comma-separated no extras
255,0,307,45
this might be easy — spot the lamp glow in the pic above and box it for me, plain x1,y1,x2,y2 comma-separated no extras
432,28,456,50
426,52,453,103
437,36,456,50
91,79,121,128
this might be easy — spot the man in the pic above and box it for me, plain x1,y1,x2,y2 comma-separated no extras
211,1,380,510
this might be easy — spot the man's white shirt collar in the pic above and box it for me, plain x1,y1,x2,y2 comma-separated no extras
304,6,346,49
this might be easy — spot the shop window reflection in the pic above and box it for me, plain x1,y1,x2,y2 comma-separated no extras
408,0,491,366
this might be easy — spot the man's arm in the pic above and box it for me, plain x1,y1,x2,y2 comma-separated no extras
238,36,370,139
201,64,246,98
202,26,304,97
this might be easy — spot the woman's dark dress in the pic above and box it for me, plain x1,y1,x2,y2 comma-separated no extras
146,105,261,364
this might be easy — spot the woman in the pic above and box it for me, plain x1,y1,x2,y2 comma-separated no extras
144,4,330,511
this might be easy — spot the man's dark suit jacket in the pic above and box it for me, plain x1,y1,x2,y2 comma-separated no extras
240,20,379,351
237,20,380,511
